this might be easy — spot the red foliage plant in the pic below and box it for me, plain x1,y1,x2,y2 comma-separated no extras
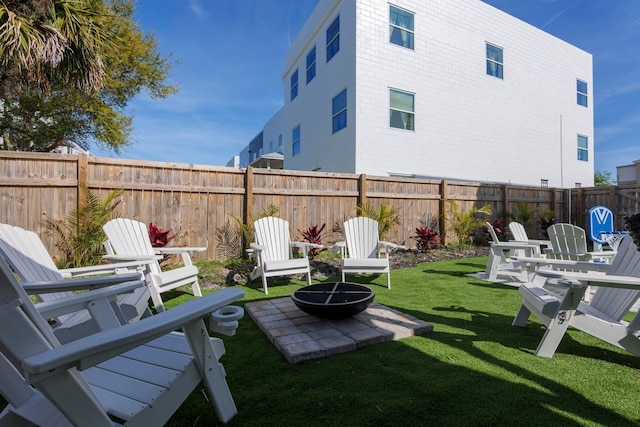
298,223,327,259
149,223,176,247
411,226,440,253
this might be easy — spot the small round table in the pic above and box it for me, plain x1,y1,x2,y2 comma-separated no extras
291,282,375,319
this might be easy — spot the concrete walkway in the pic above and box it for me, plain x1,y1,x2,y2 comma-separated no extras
245,297,434,363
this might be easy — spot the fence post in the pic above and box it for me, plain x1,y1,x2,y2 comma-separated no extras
440,180,448,245
244,166,254,225
77,154,89,208
358,174,367,210
502,184,509,225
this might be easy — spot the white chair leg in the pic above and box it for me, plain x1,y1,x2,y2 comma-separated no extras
341,271,346,282
386,272,391,289
192,279,203,297
262,275,269,295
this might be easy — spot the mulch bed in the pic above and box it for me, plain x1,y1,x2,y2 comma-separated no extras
201,246,489,289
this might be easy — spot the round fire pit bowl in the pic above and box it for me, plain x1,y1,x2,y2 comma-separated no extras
291,282,375,319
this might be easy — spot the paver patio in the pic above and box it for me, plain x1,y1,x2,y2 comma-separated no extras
245,297,434,363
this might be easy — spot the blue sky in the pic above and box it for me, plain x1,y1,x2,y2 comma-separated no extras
94,0,640,178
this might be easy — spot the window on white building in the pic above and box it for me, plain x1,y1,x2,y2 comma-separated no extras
326,15,340,62
290,69,299,101
306,46,316,84
332,89,347,133
541,179,548,188
486,43,503,79
390,89,414,130
577,79,588,107
577,135,588,161
278,134,283,149
292,125,301,156
390,5,414,49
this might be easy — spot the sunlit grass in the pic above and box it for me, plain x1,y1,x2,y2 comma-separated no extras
163,256,640,426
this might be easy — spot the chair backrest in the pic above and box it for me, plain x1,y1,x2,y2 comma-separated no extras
103,218,155,256
547,223,588,258
0,224,70,307
344,217,379,259
590,236,640,321
253,217,292,262
103,218,162,275
509,222,529,242
485,222,500,244
0,257,113,426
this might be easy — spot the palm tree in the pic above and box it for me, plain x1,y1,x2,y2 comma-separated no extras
0,0,109,96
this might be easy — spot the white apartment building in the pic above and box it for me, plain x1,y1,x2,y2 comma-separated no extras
235,0,594,188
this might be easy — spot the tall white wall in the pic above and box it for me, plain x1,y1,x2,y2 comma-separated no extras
265,0,594,188
354,0,593,187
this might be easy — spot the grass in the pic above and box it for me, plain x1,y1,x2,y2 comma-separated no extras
162,257,640,426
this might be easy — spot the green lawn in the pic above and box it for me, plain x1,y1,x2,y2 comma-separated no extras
164,257,640,426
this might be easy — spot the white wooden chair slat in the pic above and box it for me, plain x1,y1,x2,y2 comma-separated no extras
84,369,166,404
0,224,151,342
103,218,204,312
0,257,245,425
513,235,640,357
249,217,319,294
94,355,181,387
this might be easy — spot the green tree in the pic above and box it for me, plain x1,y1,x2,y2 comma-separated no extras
594,170,616,187
0,0,176,152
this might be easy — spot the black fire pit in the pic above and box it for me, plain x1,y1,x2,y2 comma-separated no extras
291,282,375,319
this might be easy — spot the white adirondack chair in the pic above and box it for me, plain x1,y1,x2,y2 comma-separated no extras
508,221,551,256
512,235,640,357
483,222,540,282
103,218,206,312
336,217,402,289
248,216,322,294
546,223,615,263
0,224,152,343
0,256,245,425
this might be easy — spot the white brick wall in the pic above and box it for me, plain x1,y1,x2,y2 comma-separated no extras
261,0,594,187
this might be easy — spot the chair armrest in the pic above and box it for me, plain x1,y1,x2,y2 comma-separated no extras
155,247,206,266
536,270,640,290
59,260,154,278
22,272,144,293
103,254,163,262
510,257,610,273
22,288,244,378
249,243,266,252
291,241,323,258
291,242,323,249
154,247,206,255
35,281,144,320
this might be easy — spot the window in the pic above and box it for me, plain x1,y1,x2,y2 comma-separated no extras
577,79,588,107
577,135,588,161
326,15,340,62
306,47,316,84
540,179,548,188
332,89,347,133
292,125,301,156
278,134,282,148
290,69,298,101
390,5,414,49
390,89,414,130
269,140,273,152
486,43,503,79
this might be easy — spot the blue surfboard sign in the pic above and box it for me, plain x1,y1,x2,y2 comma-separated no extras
588,206,613,244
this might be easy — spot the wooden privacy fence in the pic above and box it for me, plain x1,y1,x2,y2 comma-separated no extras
1,151,638,261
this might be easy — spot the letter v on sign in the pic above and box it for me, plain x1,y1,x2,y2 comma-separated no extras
588,206,613,244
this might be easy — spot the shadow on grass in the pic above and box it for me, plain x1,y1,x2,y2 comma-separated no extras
377,303,640,426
